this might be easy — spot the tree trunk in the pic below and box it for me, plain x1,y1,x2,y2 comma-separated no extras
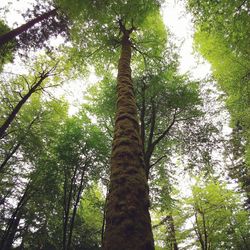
0,184,30,250
1,212,22,250
103,28,154,250
101,189,108,248
166,215,178,250
67,163,86,250
201,212,208,250
194,212,205,250
0,75,46,139
0,143,20,171
0,9,57,47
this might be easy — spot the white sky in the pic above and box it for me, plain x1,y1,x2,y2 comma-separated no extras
1,2,237,248
0,0,211,77
162,0,211,79
0,0,212,115
0,0,219,189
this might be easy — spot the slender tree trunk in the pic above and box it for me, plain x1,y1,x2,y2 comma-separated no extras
67,164,86,250
103,26,154,250
201,212,208,250
101,189,108,248
0,75,46,139
62,170,70,250
194,212,205,250
1,212,22,250
0,143,20,171
0,9,57,47
166,215,178,250
0,184,30,250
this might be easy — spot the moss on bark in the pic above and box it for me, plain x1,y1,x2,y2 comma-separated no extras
103,32,154,250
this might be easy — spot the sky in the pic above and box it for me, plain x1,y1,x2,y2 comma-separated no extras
0,1,236,247
0,0,213,115
0,0,224,190
1,0,232,176
162,0,211,79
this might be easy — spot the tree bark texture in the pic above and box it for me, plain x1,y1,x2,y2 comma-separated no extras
103,32,154,250
0,9,57,47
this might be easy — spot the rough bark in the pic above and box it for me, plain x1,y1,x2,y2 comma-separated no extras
0,9,57,47
103,26,154,250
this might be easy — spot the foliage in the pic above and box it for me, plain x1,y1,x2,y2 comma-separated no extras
188,0,250,205
183,178,250,249
0,0,249,249
0,20,15,70
153,177,250,249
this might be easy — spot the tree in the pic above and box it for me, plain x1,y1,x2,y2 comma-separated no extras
103,20,155,249
84,42,218,249
56,0,167,248
183,178,250,249
0,93,108,249
57,115,108,250
0,96,69,249
0,61,59,140
187,0,250,207
0,8,57,47
1,1,249,249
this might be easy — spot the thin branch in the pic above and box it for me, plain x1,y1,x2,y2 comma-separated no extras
149,155,167,169
151,111,177,150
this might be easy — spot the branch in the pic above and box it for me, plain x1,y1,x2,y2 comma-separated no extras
149,155,167,169
152,216,170,229
131,43,163,63
146,99,156,153
118,19,126,34
118,18,136,36
151,110,177,148
237,0,247,11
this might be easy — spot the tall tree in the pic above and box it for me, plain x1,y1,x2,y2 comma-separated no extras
56,0,166,248
0,62,58,139
187,0,250,207
103,19,155,249
84,48,210,249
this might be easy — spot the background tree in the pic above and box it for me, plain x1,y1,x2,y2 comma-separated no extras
187,0,250,207
183,178,250,249
0,0,249,249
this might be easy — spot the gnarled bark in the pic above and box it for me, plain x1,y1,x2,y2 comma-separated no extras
103,25,154,250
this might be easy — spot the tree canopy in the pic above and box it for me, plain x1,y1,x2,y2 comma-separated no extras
0,0,249,249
